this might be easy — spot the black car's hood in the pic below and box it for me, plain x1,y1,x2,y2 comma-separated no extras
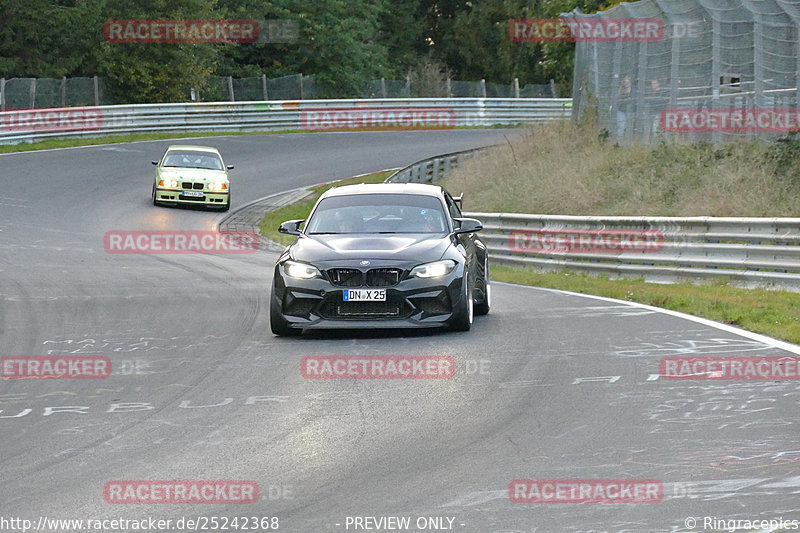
290,233,452,265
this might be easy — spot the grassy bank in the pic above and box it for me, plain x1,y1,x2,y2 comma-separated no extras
441,121,800,216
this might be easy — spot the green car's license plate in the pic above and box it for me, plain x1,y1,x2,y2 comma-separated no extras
182,190,204,198
343,289,386,301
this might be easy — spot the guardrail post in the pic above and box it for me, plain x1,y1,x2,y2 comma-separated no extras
262,74,268,100
227,76,235,102
513,78,520,98
93,76,99,106
432,158,440,182
30,78,36,109
61,76,67,107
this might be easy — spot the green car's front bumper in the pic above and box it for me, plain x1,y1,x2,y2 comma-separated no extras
154,187,229,207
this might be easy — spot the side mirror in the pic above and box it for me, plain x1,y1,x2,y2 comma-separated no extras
151,161,159,166
453,217,482,235
279,219,305,236
226,165,234,170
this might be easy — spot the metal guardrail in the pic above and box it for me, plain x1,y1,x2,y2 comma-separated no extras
0,98,572,145
387,150,800,291
384,148,486,184
470,213,800,291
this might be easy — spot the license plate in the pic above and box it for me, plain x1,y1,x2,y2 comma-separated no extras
182,190,204,197
343,289,386,301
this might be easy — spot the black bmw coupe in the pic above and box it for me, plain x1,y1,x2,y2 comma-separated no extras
270,182,490,336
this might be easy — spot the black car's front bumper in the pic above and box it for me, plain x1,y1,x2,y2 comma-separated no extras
272,262,467,330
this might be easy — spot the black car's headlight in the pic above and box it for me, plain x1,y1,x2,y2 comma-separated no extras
282,260,322,280
409,259,456,279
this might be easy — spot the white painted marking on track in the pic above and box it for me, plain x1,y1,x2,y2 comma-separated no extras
496,282,800,356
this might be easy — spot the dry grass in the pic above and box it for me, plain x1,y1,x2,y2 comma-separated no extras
443,122,800,216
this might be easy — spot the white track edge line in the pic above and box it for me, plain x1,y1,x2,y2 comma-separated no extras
494,281,800,356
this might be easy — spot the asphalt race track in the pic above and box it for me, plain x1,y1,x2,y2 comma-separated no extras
1,129,799,533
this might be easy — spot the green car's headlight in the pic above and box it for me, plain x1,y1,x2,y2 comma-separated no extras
208,182,228,192
409,259,456,278
159,179,179,188
283,260,322,280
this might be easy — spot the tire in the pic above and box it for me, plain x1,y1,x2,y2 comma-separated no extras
270,290,301,336
474,255,491,316
152,184,160,206
221,195,230,212
450,271,473,332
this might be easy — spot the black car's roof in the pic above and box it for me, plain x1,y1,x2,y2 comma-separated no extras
320,183,446,198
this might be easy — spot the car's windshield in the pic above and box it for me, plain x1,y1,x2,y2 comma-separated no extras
162,150,223,170
305,193,448,234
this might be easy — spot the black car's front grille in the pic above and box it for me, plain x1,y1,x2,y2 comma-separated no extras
324,300,403,318
328,268,403,287
366,268,402,287
328,268,362,287
180,181,204,190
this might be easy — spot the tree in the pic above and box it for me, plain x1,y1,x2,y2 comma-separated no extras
216,0,394,98
93,0,222,103
0,0,90,77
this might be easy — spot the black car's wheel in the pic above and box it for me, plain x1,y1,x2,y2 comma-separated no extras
270,290,301,336
474,254,490,316
450,271,473,331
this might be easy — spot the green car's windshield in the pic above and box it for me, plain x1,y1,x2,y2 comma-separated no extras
306,193,448,234
162,151,224,170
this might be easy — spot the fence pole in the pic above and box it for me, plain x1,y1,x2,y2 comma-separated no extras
30,78,36,109
381,77,386,98
513,78,520,98
446,76,451,97
0,78,5,111
61,76,67,107
549,79,557,98
405,74,411,96
262,74,268,100
711,19,721,145
227,76,234,101
93,76,99,106
480,78,486,98
299,73,304,99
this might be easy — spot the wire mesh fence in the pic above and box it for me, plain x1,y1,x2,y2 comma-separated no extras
568,0,800,144
0,74,557,110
